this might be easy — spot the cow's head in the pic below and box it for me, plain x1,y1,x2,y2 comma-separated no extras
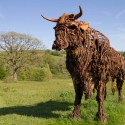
41,6,89,50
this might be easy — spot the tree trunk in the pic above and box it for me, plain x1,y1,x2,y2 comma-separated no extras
13,70,17,82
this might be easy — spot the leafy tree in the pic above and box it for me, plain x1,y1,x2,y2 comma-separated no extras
29,50,46,68
0,31,45,82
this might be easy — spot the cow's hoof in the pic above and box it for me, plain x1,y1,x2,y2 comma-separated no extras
69,111,80,119
118,97,123,103
96,113,107,123
99,116,107,123
69,105,81,119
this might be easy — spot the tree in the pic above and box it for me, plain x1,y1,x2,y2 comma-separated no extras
0,31,45,82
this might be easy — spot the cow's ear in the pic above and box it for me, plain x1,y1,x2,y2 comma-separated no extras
80,22,89,31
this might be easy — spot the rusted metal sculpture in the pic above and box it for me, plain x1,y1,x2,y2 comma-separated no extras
41,6,125,123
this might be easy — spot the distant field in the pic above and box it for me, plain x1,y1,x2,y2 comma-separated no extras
0,79,125,125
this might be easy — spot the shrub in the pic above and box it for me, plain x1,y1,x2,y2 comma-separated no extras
3,76,15,83
34,69,46,81
18,68,47,81
42,64,52,81
51,50,63,56
0,66,6,79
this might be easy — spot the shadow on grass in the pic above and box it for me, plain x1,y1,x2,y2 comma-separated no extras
0,100,72,118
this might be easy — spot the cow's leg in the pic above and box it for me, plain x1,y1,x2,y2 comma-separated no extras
96,81,107,123
104,85,107,100
111,79,115,95
116,78,123,102
70,83,83,119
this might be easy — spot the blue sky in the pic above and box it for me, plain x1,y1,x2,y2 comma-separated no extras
0,0,125,51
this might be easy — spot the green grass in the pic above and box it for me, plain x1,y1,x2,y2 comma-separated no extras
0,79,125,125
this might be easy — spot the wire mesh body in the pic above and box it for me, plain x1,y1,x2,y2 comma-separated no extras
42,7,125,122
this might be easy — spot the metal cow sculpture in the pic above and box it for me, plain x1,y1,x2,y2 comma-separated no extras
41,6,125,122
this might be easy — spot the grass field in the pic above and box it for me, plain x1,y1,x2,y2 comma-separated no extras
0,78,125,125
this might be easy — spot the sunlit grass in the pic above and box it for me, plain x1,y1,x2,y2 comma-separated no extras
0,79,125,125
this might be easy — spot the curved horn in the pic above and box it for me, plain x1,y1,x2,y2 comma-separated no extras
41,14,58,22
74,6,83,19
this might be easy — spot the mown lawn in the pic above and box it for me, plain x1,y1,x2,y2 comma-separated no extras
0,78,125,125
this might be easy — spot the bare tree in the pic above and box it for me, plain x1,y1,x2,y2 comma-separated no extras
0,31,45,81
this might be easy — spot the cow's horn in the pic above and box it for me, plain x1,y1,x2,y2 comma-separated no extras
74,6,83,19
41,14,58,22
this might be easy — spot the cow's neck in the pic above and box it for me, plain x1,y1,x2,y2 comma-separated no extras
66,44,93,76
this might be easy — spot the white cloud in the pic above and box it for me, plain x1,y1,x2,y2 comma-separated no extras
113,23,123,26
116,10,125,18
100,11,111,16
118,28,125,32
